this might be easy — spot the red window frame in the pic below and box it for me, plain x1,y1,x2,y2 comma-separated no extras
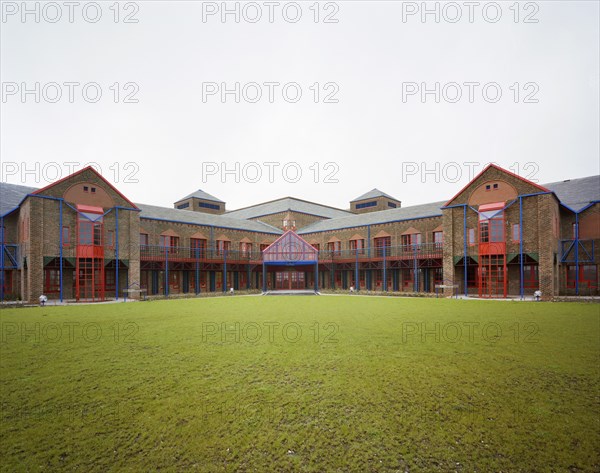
401,268,413,288
567,265,597,289
106,230,115,249
1,270,13,294
217,240,230,256
512,224,520,243
350,239,365,254
105,269,116,291
374,237,391,257
191,238,207,258
62,226,71,247
239,242,252,257
401,234,421,248
327,241,341,256
159,235,179,253
44,269,60,293
468,228,476,246
78,220,102,246
523,265,538,289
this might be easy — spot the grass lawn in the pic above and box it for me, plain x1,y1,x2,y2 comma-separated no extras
1,296,599,472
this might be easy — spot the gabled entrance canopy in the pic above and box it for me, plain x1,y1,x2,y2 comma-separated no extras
261,231,319,292
262,231,318,264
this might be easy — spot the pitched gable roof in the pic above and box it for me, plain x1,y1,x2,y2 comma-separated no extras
176,189,224,203
544,175,600,212
351,188,399,202
0,182,37,216
443,164,549,208
32,166,139,209
137,203,282,234
225,197,352,220
298,201,445,234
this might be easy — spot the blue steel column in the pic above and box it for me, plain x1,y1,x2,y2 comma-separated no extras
165,246,169,297
413,243,418,292
59,201,63,302
195,247,200,294
463,205,468,297
575,213,579,295
383,244,387,292
223,249,227,293
519,197,524,300
355,248,359,291
315,261,319,292
115,207,119,301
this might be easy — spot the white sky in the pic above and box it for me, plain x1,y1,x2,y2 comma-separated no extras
1,1,598,211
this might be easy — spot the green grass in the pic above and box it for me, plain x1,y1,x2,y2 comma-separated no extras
1,296,599,472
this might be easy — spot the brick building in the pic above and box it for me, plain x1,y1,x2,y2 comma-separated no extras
1,164,598,302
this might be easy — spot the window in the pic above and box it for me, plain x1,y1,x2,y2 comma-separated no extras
260,244,269,252
217,240,230,256
493,183,499,189
401,234,421,248
240,242,252,257
512,224,520,242
388,202,397,209
83,186,89,192
91,187,96,193
523,265,538,289
567,265,597,289
191,238,207,258
283,219,296,229
350,239,365,254
312,243,320,252
327,241,341,255
199,202,220,211
402,268,414,289
467,265,477,288
356,201,377,210
434,267,443,286
433,231,443,248
78,221,102,246
62,226,70,247
160,235,179,251
105,270,116,291
479,211,504,243
374,237,391,257
140,233,149,246
485,185,491,191
468,228,476,246
177,203,190,209
106,230,114,248
44,269,60,293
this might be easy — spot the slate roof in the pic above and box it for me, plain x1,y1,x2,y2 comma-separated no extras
0,182,37,216
176,189,224,203
136,203,282,234
298,201,446,234
225,197,352,220
544,176,600,212
351,188,399,202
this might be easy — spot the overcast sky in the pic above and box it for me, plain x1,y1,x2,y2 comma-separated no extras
1,1,598,211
